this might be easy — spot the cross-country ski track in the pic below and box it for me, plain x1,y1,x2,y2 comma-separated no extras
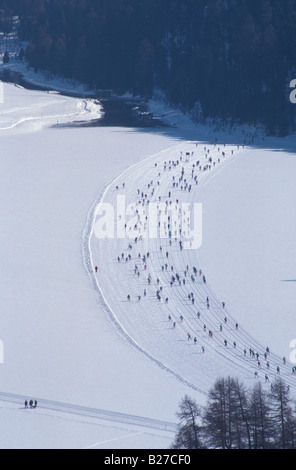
0,391,176,432
86,141,296,397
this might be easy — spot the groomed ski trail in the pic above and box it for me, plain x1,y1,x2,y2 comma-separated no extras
84,140,296,397
0,391,177,434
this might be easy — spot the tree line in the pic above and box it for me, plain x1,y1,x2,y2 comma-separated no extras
172,377,296,449
1,0,296,135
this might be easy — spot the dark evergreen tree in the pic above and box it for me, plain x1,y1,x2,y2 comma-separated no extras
203,377,234,449
249,382,273,449
18,47,25,62
269,378,295,449
171,395,204,449
3,51,10,64
172,377,296,449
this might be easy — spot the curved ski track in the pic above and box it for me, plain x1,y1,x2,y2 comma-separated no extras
83,141,296,397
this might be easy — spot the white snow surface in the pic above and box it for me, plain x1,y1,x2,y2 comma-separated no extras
0,81,101,132
0,81,295,448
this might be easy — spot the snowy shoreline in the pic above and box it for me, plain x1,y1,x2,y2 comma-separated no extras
0,81,102,132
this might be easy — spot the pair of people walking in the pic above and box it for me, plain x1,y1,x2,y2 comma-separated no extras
24,399,37,409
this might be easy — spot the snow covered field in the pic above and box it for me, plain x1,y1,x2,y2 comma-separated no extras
0,82,193,448
0,81,295,448
0,81,101,131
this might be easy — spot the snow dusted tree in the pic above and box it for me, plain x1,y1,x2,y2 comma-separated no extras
171,395,204,449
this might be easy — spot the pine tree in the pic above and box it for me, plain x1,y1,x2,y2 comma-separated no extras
249,382,273,449
171,395,204,449
269,378,295,449
232,378,252,449
203,377,255,449
173,377,296,449
203,377,234,449
3,50,10,64
18,47,25,62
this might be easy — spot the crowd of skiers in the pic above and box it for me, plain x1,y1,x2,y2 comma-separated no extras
94,141,295,388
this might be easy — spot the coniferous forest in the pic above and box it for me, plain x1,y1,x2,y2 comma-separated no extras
1,0,296,135
172,377,296,449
